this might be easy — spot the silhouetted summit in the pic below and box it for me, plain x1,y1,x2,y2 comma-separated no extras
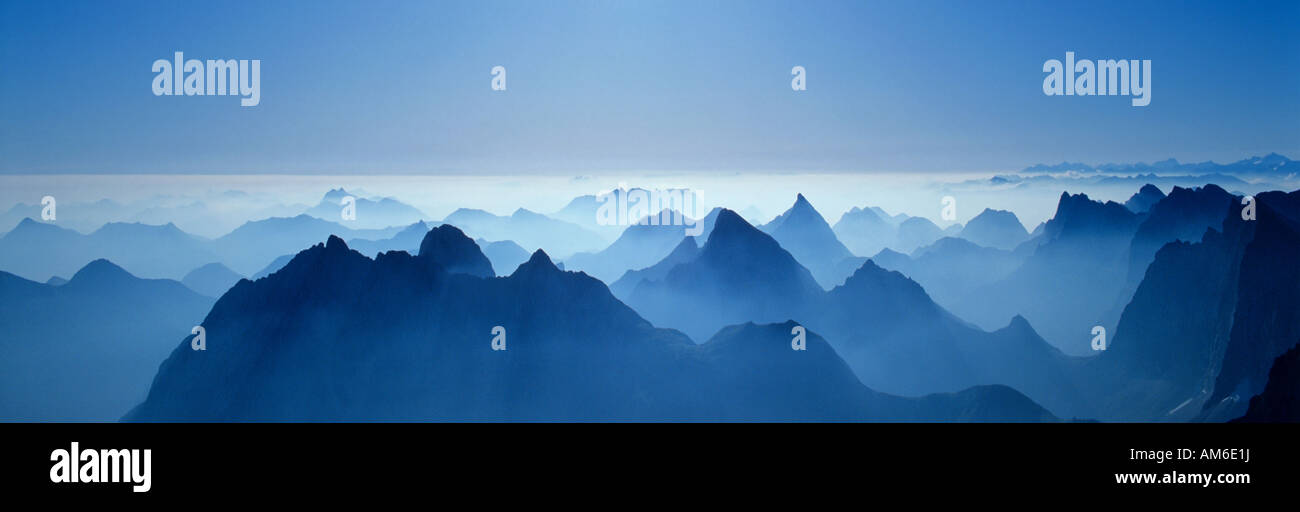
417,224,495,278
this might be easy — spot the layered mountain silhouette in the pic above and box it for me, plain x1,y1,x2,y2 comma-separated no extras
564,209,716,284
442,207,606,259
871,237,1026,310
832,205,948,257
346,221,431,257
7,177,1300,424
623,209,1087,417
760,195,865,289
0,219,219,282
125,228,1054,421
0,260,213,420
214,214,405,275
946,192,1143,354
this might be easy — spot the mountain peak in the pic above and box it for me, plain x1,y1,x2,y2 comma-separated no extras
416,225,495,278
1006,314,1035,332
709,209,761,241
323,188,350,202
68,259,136,287
519,249,557,272
325,235,349,252
1125,184,1167,214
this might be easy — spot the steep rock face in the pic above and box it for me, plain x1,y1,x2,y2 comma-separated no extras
1206,192,1300,419
1088,225,1248,421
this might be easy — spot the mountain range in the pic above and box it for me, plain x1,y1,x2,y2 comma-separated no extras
125,228,1055,422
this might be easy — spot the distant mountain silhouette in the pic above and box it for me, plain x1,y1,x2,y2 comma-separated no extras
959,209,1030,250
895,217,946,254
214,214,405,275
443,208,606,260
125,228,1053,421
871,237,1025,310
1023,153,1299,181
347,221,430,257
1125,184,1166,213
304,188,428,230
181,262,245,298
760,195,864,289
477,238,530,276
832,206,910,257
564,209,711,283
0,260,213,421
0,218,220,282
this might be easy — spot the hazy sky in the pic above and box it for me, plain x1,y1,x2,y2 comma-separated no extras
2,0,1297,174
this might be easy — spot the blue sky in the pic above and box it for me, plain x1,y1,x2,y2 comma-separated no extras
1,0,1296,174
